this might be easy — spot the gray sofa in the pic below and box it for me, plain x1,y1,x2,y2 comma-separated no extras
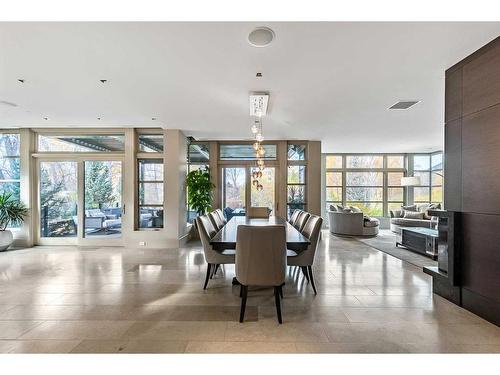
389,203,440,234
328,211,379,236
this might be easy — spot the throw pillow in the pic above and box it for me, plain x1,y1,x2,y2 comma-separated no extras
390,209,403,218
336,204,344,212
329,205,337,212
350,206,362,213
421,203,441,219
403,211,425,220
401,204,417,212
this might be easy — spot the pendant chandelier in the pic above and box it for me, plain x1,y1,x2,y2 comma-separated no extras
251,117,265,191
249,93,269,192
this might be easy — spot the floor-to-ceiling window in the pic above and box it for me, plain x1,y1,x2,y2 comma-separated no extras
250,166,275,214
136,131,164,230
323,152,443,218
222,167,246,218
219,143,278,219
137,159,164,229
287,143,307,218
35,132,126,244
84,160,122,237
39,161,78,237
0,133,21,228
431,152,443,204
412,152,444,205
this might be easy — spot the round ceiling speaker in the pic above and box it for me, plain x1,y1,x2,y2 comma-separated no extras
248,27,275,47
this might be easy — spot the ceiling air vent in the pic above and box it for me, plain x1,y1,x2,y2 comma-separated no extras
389,100,420,110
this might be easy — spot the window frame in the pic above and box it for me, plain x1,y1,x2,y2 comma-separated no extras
137,158,165,230
0,131,22,228
287,142,308,218
324,153,407,217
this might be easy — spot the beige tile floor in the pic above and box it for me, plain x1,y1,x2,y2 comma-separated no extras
0,231,499,353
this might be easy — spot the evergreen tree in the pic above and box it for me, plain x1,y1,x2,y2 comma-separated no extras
85,162,115,209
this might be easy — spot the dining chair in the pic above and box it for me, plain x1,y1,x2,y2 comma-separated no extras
215,209,227,225
247,206,270,219
208,211,224,231
236,225,287,323
287,215,323,294
288,209,301,225
195,215,235,289
293,211,310,232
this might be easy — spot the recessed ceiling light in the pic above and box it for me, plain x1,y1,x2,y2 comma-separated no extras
389,100,420,110
97,117,101,120
43,117,49,120
17,79,25,83
248,27,275,47
151,117,157,121
100,79,108,84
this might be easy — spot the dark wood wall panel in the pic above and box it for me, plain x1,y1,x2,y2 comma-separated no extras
463,45,500,116
462,104,500,215
445,68,463,123
443,35,500,326
461,213,500,303
444,118,462,211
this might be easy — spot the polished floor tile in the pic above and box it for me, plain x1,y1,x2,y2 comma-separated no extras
0,339,81,353
185,340,297,353
71,339,187,353
0,230,499,353
19,320,135,340
0,320,42,339
122,321,227,341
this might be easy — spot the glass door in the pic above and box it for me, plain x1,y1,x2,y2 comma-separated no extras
39,161,78,242
37,158,124,246
83,160,123,238
250,166,276,216
222,167,246,220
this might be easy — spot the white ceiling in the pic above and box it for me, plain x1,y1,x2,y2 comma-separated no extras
1,22,499,152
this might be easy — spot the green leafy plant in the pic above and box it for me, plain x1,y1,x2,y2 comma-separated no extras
0,192,29,231
186,168,215,216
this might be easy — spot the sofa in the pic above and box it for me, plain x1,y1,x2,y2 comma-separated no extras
328,206,379,236
389,203,440,234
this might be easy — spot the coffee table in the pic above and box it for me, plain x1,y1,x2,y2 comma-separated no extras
396,227,438,260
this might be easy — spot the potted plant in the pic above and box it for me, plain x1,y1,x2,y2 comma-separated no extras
186,167,215,218
0,192,29,251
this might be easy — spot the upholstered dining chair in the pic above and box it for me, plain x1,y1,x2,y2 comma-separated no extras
236,225,287,323
215,209,227,225
287,215,323,294
288,209,301,225
208,211,224,231
293,211,310,232
195,215,235,289
246,206,270,219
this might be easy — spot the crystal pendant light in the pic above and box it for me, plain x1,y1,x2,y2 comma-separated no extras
251,124,259,134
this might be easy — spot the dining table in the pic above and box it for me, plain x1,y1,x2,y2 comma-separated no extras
210,215,311,252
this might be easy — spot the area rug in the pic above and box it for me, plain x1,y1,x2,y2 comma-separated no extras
355,230,437,268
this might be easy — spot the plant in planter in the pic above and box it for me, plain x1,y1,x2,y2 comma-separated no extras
186,167,215,216
0,192,29,251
